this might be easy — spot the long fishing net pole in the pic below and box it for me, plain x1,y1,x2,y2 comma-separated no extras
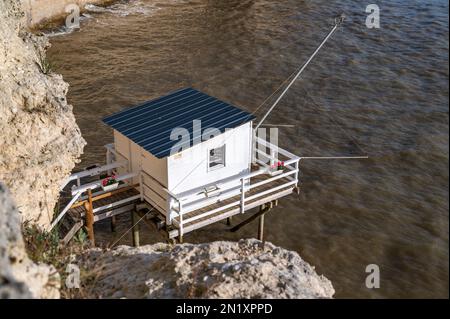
255,14,346,130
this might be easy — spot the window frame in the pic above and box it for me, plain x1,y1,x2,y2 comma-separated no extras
207,144,226,171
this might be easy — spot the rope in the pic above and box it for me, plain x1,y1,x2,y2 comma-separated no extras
301,88,368,157
255,14,346,130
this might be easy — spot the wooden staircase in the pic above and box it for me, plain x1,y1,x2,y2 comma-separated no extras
56,183,142,245
58,210,84,245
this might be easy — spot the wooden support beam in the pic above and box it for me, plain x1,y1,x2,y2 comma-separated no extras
131,209,140,247
111,216,117,233
85,189,95,246
226,217,232,226
258,211,265,241
230,204,270,233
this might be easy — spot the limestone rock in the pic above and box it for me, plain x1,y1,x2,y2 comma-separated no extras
78,239,334,299
0,182,60,299
0,0,86,230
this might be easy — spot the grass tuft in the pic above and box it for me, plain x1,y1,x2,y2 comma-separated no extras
21,222,90,298
36,51,54,75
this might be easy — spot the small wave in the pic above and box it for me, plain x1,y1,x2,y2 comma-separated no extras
85,1,159,17
45,1,164,37
45,28,75,38
44,14,92,37
84,4,115,13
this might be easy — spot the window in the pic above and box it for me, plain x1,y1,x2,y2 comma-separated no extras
208,145,226,170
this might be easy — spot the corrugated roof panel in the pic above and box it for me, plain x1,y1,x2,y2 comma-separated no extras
103,88,256,158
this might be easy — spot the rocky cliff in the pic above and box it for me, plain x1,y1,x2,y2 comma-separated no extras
78,240,334,299
0,0,86,230
0,182,60,298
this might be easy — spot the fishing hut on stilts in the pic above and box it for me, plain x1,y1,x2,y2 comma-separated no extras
52,14,365,246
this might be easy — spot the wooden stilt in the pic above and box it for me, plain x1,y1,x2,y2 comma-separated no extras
85,188,95,246
258,213,265,241
131,209,140,247
111,216,117,232
179,235,183,244
226,217,232,226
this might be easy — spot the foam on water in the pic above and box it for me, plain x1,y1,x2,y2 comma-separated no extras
85,1,160,17
45,1,161,37
44,14,92,37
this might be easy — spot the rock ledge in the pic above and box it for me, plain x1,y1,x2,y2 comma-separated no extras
78,240,334,299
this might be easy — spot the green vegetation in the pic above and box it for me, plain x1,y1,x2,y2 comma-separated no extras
36,51,54,75
21,222,89,298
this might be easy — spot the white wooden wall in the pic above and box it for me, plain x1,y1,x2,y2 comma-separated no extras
113,130,131,176
114,130,168,215
167,122,253,195
114,122,253,217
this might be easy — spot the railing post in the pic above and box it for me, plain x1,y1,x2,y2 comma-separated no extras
240,178,246,213
270,149,276,168
178,200,183,243
295,160,299,184
294,159,300,194
270,127,279,164
252,129,257,164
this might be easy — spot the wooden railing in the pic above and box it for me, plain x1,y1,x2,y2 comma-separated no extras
55,140,300,240
52,157,139,231
165,137,300,236
60,159,128,190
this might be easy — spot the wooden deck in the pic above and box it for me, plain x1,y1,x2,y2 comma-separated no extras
167,173,296,239
56,170,297,243
57,186,141,244
54,137,300,245
68,188,141,222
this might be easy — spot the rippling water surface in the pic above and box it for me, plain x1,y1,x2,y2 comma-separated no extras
47,0,449,298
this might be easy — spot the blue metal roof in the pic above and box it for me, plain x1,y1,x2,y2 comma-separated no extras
103,88,256,158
